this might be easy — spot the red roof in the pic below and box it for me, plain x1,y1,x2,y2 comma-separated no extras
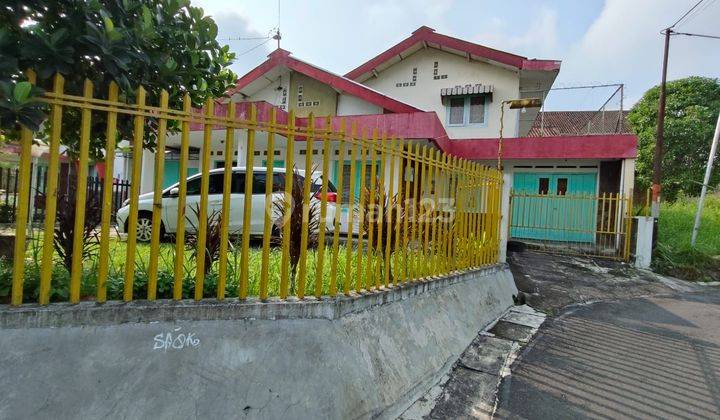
227,49,422,114
345,26,561,81
448,134,637,160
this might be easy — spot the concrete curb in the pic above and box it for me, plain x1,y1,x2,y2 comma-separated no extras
0,264,518,420
0,264,507,329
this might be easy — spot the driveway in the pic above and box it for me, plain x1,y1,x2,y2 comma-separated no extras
496,250,720,419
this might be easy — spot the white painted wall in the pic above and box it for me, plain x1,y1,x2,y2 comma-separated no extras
337,93,383,116
140,151,154,194
621,158,635,198
634,216,654,269
363,48,521,139
499,171,512,263
237,70,290,111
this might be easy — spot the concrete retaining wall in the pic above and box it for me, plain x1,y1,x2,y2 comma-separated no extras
0,265,517,420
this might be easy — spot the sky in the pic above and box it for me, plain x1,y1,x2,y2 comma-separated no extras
193,0,720,111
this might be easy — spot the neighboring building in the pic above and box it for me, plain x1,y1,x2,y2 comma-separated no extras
528,110,631,137
133,26,637,247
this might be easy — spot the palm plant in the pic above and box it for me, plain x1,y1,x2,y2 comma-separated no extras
185,204,227,276
273,166,320,293
52,189,101,273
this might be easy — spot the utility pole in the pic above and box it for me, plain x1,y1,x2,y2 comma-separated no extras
652,28,672,218
691,111,720,246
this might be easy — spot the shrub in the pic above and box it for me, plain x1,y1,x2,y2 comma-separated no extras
273,167,320,293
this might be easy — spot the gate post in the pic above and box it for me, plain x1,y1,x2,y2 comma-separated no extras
634,216,654,269
498,171,512,263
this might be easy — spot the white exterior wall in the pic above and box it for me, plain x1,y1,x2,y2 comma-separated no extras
363,48,521,139
236,70,291,111
621,158,635,198
337,94,382,116
140,151,154,194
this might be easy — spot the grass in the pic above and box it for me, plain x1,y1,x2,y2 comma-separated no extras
0,233,434,303
653,193,720,282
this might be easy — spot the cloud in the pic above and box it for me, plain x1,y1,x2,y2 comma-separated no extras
209,12,274,76
473,8,560,58
550,0,720,109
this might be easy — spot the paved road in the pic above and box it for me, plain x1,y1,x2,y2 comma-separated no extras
495,291,720,419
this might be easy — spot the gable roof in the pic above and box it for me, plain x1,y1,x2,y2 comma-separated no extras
345,26,561,82
227,49,422,114
528,111,631,137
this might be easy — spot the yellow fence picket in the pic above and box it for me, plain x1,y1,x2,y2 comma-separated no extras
217,101,236,300
10,76,505,306
173,94,192,300
10,70,36,306
147,90,169,301
123,85,147,302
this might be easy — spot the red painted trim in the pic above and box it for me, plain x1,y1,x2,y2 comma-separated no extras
189,101,289,131
448,135,637,160
294,111,446,141
189,101,636,160
229,54,285,96
284,58,421,114
226,49,421,114
345,26,560,80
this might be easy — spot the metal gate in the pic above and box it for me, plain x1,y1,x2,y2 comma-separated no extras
509,192,633,261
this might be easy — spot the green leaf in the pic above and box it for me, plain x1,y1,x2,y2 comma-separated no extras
165,57,177,71
141,5,153,29
104,17,115,33
13,82,32,103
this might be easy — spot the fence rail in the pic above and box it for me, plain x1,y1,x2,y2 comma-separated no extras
0,164,130,224
7,71,503,306
509,191,632,261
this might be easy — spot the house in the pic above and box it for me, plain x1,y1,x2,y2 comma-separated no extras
134,26,637,252
528,110,631,137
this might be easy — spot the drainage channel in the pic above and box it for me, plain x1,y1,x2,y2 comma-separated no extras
399,305,546,419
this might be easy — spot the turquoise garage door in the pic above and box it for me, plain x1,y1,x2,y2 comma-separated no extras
511,172,597,243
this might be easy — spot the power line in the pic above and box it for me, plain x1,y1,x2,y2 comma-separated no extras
670,0,705,28
678,0,717,28
549,83,623,91
672,31,720,40
236,38,272,56
222,36,271,41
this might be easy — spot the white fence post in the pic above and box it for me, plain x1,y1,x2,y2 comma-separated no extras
634,216,654,269
498,171,512,263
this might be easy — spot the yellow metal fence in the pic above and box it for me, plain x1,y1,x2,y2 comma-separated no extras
509,191,633,261
9,73,503,306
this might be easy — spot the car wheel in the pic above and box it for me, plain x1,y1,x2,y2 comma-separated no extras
136,214,153,242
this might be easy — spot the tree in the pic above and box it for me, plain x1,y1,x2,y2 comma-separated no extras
628,76,720,201
0,0,237,158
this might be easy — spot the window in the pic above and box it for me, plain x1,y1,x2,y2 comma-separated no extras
338,162,377,203
446,95,487,126
538,177,549,195
341,163,353,204
469,96,485,124
232,172,285,194
448,98,465,125
557,178,568,196
186,177,201,195
185,173,225,195
208,173,225,194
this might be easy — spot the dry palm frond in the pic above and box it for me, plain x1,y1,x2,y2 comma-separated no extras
185,204,228,276
272,166,321,292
